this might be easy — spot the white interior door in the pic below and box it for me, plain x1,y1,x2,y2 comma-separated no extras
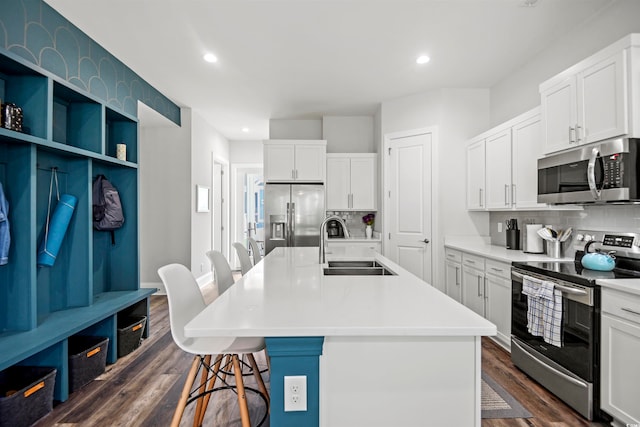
385,131,433,283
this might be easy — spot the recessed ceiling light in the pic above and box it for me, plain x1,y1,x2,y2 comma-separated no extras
203,53,218,63
416,55,431,65
242,127,250,133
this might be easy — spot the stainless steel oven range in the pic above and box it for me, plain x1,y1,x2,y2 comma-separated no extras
511,230,640,421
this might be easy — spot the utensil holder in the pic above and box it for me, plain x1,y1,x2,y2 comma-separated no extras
547,240,563,259
506,229,520,250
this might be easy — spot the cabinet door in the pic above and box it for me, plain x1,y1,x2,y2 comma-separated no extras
466,139,485,210
601,313,640,424
295,144,326,182
326,157,351,209
264,143,295,182
350,157,376,210
462,266,485,316
485,129,512,209
578,50,628,145
445,260,462,303
485,274,511,348
542,77,577,154
512,114,546,209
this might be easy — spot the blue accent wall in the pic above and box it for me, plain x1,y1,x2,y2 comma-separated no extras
0,0,181,125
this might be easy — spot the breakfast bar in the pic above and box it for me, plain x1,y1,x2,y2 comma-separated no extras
184,247,496,427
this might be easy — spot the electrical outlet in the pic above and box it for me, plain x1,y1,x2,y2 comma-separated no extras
284,375,307,412
497,222,503,233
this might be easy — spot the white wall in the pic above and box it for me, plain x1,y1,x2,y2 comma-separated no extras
269,118,323,139
490,0,640,126
323,116,374,153
139,108,191,292
229,140,264,164
191,111,231,281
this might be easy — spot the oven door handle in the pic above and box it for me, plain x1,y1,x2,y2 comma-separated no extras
512,271,588,296
511,340,589,389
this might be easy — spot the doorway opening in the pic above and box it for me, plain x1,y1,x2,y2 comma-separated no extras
231,164,264,269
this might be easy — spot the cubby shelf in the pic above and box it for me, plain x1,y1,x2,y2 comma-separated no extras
0,47,151,403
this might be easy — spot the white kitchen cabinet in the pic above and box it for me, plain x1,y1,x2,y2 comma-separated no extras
461,253,485,317
444,249,462,303
511,113,546,209
326,153,376,210
264,140,327,182
467,107,546,211
466,138,485,210
484,259,512,349
600,288,640,426
485,129,512,209
541,43,635,154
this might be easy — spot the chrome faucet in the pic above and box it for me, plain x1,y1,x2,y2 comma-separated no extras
319,215,350,264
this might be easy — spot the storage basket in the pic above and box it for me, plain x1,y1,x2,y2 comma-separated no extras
0,366,56,427
68,336,109,393
117,316,146,357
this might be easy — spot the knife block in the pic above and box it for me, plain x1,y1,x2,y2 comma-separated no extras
506,229,520,250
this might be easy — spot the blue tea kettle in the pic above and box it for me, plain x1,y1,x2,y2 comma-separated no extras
581,240,616,271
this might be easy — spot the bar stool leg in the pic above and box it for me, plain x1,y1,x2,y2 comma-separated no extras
195,354,224,426
193,354,211,427
172,355,200,427
232,354,252,427
247,353,270,408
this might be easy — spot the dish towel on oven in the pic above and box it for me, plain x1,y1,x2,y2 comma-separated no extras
522,276,563,347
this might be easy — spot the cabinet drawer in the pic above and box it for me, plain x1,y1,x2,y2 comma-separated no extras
485,259,511,280
462,253,485,270
602,289,640,325
445,248,462,263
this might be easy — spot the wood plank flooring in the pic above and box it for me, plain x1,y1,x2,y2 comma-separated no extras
33,287,611,426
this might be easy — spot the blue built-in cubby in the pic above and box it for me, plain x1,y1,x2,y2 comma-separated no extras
106,107,138,164
0,47,154,403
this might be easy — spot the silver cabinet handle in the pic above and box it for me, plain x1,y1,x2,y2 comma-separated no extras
490,267,503,272
455,267,460,286
512,184,516,205
505,184,509,206
622,307,640,317
477,276,483,297
576,125,582,143
291,169,295,179
479,188,483,207
569,126,576,143
447,253,455,259
466,260,476,265
484,277,488,300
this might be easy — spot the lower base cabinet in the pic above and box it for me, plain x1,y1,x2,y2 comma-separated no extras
444,249,462,303
600,288,640,425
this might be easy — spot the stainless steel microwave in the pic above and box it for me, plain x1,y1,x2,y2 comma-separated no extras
537,137,640,204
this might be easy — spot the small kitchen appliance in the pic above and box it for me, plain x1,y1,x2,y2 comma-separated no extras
326,219,345,238
511,229,640,421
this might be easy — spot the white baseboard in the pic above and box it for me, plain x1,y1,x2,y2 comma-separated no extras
141,281,164,295
196,271,213,289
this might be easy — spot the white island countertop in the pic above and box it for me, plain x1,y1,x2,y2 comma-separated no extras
184,247,496,338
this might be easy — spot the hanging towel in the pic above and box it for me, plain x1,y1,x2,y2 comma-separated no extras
521,275,563,347
539,281,563,347
0,181,9,266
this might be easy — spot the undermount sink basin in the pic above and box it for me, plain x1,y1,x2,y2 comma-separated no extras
323,260,397,276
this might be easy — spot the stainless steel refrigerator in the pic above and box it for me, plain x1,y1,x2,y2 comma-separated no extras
264,184,325,255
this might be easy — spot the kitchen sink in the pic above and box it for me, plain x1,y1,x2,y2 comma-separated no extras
323,260,397,276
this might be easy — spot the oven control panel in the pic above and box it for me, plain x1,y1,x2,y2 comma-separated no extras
602,234,635,248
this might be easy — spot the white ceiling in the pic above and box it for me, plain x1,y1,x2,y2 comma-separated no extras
45,0,613,140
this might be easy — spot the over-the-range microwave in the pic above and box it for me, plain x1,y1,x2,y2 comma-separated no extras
537,137,640,204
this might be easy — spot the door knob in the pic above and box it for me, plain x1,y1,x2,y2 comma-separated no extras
420,238,430,244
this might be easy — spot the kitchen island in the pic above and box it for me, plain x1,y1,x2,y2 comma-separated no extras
184,247,496,427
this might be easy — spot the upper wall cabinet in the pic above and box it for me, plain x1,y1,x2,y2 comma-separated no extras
264,140,326,183
326,153,377,211
540,34,640,154
467,107,547,211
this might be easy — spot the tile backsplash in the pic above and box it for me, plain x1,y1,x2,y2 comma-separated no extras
490,205,640,248
326,211,376,238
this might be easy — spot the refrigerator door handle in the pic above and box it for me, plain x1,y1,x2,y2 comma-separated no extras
289,202,296,246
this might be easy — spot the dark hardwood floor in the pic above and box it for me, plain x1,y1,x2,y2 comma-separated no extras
34,290,609,426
